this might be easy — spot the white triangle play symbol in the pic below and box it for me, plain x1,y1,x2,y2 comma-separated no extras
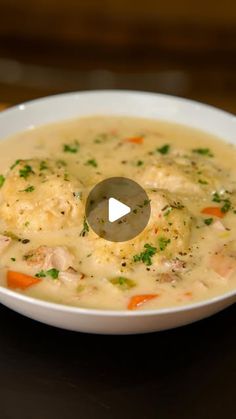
108,197,131,223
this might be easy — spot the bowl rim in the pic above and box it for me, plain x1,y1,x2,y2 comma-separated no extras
0,89,235,317
1,89,236,123
0,284,235,317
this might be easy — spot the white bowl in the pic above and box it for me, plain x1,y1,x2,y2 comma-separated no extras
0,90,235,334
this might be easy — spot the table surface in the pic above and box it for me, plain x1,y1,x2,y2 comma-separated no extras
0,103,235,419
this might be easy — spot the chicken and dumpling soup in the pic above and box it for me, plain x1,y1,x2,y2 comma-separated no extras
0,116,235,310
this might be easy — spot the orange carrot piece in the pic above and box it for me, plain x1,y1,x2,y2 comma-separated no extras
128,294,158,310
126,136,144,144
7,271,41,290
201,207,225,218
183,292,193,297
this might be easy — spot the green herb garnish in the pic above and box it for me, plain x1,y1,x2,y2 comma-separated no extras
163,207,173,217
94,133,108,144
46,268,59,279
212,192,232,213
198,179,208,185
110,277,136,290
133,243,157,266
36,268,59,279
212,192,221,203
136,160,144,166
39,161,48,171
85,159,98,168
204,218,213,225
10,159,21,170
158,237,171,251
80,217,89,237
56,159,67,167
35,270,46,278
0,175,5,188
19,165,34,179
192,148,214,157
21,185,35,193
221,199,231,213
63,141,80,153
157,144,170,155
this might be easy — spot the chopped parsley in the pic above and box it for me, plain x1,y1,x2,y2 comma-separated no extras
158,237,171,251
47,268,59,279
192,148,214,157
221,199,231,213
94,133,108,144
163,206,173,217
198,179,208,185
133,243,157,266
109,277,136,290
85,159,98,168
0,175,5,188
19,165,34,179
10,257,16,262
63,141,80,153
39,161,48,171
157,144,170,155
204,218,213,225
80,217,89,237
21,185,35,193
212,192,232,213
212,192,221,203
136,160,144,166
56,159,67,167
10,159,21,170
36,268,59,279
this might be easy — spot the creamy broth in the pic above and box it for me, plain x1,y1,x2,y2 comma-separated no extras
0,116,236,310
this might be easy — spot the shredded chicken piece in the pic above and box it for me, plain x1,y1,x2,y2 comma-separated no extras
212,220,226,231
158,273,178,283
25,246,75,271
210,242,236,278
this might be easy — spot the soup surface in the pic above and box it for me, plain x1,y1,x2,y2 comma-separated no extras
0,116,236,310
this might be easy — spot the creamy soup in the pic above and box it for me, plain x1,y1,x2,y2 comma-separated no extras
0,116,236,310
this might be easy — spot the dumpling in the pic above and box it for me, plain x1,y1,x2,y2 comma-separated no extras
136,154,231,196
0,159,84,232
85,189,193,273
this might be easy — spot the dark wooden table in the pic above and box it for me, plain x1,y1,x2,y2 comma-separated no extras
0,303,235,419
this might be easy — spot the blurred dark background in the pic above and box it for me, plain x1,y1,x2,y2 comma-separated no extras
0,0,236,112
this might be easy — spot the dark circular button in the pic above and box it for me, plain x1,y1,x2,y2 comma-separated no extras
85,177,151,242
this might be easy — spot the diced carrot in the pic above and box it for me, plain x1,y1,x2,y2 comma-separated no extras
183,291,193,297
7,271,41,290
201,207,225,218
128,294,158,310
125,136,144,144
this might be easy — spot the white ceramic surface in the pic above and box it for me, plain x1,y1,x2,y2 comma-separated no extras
0,90,235,334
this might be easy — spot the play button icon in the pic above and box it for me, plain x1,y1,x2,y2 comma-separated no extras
108,198,131,223
85,177,151,242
